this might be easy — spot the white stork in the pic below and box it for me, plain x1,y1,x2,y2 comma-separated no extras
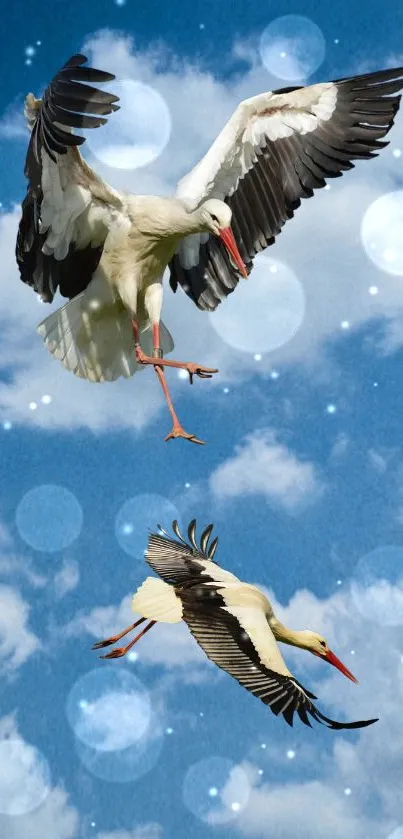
92,519,377,731
17,55,403,444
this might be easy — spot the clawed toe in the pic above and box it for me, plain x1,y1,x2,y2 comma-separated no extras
99,648,126,659
92,639,113,650
165,427,206,445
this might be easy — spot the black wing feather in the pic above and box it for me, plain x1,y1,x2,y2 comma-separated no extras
145,519,221,586
16,54,119,302
169,66,403,311
180,592,378,731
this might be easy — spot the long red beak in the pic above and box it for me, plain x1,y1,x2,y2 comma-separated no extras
320,649,358,684
219,227,248,277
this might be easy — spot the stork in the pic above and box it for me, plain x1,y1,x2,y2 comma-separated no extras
17,54,403,443
92,519,377,731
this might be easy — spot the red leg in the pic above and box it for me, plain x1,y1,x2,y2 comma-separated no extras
133,319,206,445
132,320,218,384
91,616,146,651
154,366,205,445
99,619,157,659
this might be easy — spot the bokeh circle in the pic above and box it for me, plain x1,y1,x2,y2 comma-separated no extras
209,256,305,353
74,712,164,783
182,756,251,824
361,191,403,275
115,493,180,560
15,485,83,552
259,15,326,80
66,667,151,751
86,79,171,169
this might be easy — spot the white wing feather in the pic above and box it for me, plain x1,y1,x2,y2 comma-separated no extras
175,83,337,207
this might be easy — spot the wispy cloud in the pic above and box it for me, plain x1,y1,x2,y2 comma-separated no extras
0,715,78,839
209,429,325,512
0,585,42,673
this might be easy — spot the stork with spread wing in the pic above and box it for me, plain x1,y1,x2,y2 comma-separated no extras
17,54,403,443
92,519,378,732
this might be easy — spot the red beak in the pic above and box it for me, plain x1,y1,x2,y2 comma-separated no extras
319,649,358,684
219,227,248,277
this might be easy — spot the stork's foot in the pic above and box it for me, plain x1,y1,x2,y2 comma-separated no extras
179,362,219,385
99,647,128,660
134,344,218,384
165,424,206,445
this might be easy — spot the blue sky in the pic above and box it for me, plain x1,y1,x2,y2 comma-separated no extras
1,1,403,838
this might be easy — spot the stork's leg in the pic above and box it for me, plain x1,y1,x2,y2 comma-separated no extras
133,283,208,444
91,616,147,651
132,282,218,384
99,619,157,659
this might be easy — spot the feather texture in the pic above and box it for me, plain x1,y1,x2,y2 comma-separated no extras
170,66,403,311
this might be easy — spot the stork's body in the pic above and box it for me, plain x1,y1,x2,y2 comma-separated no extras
17,55,403,443
93,519,377,731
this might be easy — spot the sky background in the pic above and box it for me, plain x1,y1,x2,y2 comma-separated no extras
1,1,403,838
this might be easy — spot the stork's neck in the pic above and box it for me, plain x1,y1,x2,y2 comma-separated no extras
269,620,311,650
177,206,206,235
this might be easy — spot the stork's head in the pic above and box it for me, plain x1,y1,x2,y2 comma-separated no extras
301,631,358,683
199,199,248,277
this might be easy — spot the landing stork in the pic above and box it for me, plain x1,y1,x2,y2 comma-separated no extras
92,519,377,731
17,54,403,443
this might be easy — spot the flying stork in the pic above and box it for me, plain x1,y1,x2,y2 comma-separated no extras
92,519,377,731
16,54,403,443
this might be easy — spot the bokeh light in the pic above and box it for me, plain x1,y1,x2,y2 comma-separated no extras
350,546,403,626
15,485,83,552
75,711,164,783
66,667,151,751
209,256,305,353
259,15,326,80
361,191,403,275
182,756,251,824
115,493,180,560
85,79,171,169
0,739,50,816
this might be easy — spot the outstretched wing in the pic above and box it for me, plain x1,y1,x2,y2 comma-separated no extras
16,54,126,303
145,519,239,587
170,66,403,311
180,586,377,730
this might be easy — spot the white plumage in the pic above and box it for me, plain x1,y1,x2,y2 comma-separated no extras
92,518,378,731
17,55,403,442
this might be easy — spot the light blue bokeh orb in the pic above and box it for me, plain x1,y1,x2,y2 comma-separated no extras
66,667,151,752
86,79,171,170
209,256,305,353
15,484,83,552
182,756,251,824
259,15,326,81
115,493,181,560
361,191,403,276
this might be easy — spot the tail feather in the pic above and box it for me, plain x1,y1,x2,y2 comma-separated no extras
37,284,174,382
132,577,182,623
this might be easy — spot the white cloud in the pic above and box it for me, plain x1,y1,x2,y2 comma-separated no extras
236,780,380,839
0,104,26,140
0,716,78,839
52,559,80,600
0,585,41,673
97,826,162,839
0,520,46,589
1,32,403,432
209,429,324,512
0,788,78,839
